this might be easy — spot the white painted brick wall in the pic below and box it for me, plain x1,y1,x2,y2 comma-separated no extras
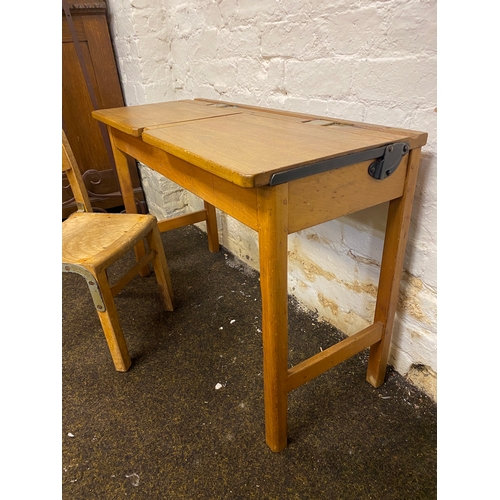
106,0,437,399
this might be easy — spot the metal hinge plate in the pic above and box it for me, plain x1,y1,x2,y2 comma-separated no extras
367,143,409,180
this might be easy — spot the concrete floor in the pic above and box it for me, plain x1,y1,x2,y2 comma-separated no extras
62,225,437,499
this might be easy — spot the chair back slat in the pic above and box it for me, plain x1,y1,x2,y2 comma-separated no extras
63,130,93,213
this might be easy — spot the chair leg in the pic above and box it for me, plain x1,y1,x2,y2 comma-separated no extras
146,226,175,311
95,269,132,372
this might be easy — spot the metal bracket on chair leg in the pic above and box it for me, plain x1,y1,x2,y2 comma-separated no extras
62,263,106,312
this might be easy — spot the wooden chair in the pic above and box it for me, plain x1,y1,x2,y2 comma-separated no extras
62,130,175,371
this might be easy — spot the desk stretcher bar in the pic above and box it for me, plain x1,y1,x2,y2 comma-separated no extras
287,322,383,392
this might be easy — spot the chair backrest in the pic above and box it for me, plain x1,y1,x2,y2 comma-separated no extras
62,130,93,213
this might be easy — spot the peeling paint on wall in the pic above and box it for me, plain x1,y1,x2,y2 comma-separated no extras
407,364,437,401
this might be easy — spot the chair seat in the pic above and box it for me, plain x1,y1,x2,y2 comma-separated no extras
62,129,175,372
62,212,158,273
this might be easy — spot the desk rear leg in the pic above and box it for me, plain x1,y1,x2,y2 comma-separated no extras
109,129,150,277
366,148,421,387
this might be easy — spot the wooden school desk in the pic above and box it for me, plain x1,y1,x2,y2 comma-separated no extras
92,99,427,452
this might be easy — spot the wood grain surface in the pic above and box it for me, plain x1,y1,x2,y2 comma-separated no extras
142,111,413,187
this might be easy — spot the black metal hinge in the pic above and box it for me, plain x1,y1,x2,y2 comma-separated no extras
367,143,409,180
269,142,410,186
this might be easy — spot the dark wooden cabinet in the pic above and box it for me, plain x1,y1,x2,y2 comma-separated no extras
62,0,146,218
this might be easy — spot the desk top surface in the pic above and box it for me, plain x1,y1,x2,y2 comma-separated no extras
93,99,427,188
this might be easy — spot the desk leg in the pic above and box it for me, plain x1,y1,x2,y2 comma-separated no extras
108,128,149,277
204,201,220,252
257,185,289,452
366,148,422,387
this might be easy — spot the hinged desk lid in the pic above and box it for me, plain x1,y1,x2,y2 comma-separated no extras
142,110,414,188
93,99,427,188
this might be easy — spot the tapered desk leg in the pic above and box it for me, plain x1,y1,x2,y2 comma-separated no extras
108,128,149,277
257,184,289,452
366,148,422,387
